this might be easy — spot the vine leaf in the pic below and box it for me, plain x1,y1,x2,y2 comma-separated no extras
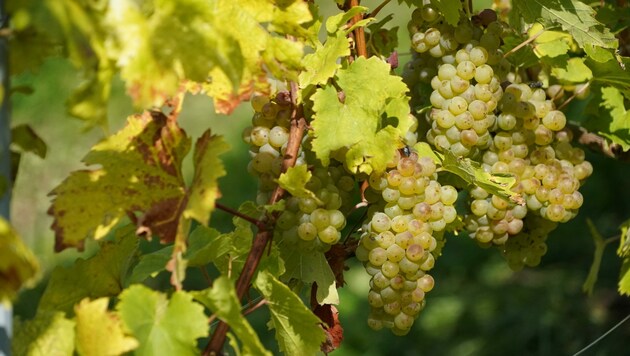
311,57,412,175
551,57,593,83
74,298,139,355
430,0,462,26
253,270,326,356
277,165,322,204
596,87,630,151
0,217,39,303
117,285,208,356
193,277,272,356
314,304,343,354
298,32,350,89
441,151,521,204
128,225,232,284
512,0,618,53
12,312,75,356
183,132,230,224
618,219,630,258
38,226,139,314
279,245,339,305
48,111,228,251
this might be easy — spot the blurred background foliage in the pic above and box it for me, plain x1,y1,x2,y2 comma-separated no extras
9,0,630,355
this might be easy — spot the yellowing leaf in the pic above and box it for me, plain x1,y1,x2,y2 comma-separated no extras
48,111,189,250
75,298,139,356
117,285,208,356
13,312,75,356
0,217,39,303
311,57,411,175
184,132,229,224
193,277,272,356
299,33,351,88
254,271,326,355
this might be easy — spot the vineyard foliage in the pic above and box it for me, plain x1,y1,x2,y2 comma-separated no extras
3,0,630,354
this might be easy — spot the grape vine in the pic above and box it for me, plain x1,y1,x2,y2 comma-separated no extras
4,0,630,355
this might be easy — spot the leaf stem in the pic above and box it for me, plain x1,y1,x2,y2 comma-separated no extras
503,29,544,59
558,82,590,110
367,0,391,18
242,298,268,317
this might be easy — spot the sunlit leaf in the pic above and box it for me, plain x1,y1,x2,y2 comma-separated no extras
0,217,39,303
13,312,75,356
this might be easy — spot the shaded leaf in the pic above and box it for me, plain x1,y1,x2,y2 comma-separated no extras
13,312,75,356
117,285,208,356
193,277,272,356
278,243,338,304
0,217,39,303
253,270,326,355
74,298,139,355
39,226,138,314
311,57,412,175
512,0,618,51
430,0,461,26
11,124,47,158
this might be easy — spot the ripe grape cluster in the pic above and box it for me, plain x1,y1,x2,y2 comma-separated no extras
404,7,593,273
355,151,458,334
243,93,356,250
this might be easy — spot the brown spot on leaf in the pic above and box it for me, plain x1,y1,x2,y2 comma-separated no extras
136,196,187,244
315,304,343,355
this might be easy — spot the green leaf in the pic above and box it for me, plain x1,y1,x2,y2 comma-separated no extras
117,285,208,356
587,57,630,98
186,225,232,267
279,243,338,305
39,226,139,314
193,277,272,356
598,86,630,151
325,6,368,34
183,131,229,224
535,39,570,58
11,124,47,158
619,258,630,296
253,270,326,355
551,57,593,83
311,57,412,175
13,312,75,356
277,165,322,204
66,62,114,129
0,217,39,303
430,0,462,26
512,0,618,51
48,111,190,250
583,44,615,63
74,298,139,355
127,246,172,285
412,142,442,165
618,219,630,258
441,150,521,204
299,33,351,89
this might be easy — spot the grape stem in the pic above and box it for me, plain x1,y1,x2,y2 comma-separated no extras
503,29,544,59
557,82,590,110
215,202,265,230
204,77,307,356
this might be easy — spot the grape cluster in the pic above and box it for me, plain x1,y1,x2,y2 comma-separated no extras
244,93,357,250
243,93,304,205
275,165,355,250
355,151,458,334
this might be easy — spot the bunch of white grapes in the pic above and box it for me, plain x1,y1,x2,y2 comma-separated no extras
355,150,458,334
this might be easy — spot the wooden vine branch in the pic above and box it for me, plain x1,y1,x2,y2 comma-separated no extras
349,0,368,58
204,82,307,355
215,202,265,230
